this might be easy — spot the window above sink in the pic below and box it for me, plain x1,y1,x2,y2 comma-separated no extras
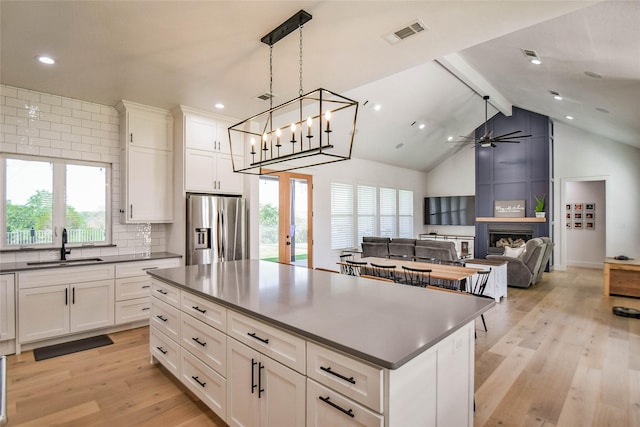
1,155,112,250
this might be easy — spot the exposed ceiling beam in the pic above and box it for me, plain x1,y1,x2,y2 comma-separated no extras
438,53,512,116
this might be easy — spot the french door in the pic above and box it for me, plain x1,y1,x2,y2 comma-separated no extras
259,172,313,268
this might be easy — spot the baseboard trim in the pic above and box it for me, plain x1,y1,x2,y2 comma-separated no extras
567,261,604,269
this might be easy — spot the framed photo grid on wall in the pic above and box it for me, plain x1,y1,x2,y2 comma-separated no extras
568,202,595,230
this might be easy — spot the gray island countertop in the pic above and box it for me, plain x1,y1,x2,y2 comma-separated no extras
148,259,494,369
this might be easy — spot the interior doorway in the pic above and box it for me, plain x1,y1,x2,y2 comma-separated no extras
258,172,313,268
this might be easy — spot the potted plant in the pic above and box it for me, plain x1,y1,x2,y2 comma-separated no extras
535,194,546,218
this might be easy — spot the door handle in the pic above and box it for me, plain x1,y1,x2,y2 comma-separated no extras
286,235,291,246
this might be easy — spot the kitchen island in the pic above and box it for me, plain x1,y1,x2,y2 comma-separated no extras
148,259,494,426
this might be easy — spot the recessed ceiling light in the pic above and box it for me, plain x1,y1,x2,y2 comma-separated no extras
395,143,404,149
373,104,381,111
36,55,55,65
584,71,602,79
214,103,225,109
565,115,574,120
418,124,425,130
530,58,542,65
447,136,454,141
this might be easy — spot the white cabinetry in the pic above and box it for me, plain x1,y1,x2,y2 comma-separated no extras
115,258,180,324
227,337,305,427
18,265,116,343
117,100,173,223
179,108,243,195
0,274,16,355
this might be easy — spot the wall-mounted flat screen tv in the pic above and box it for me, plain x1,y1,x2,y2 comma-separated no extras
424,196,475,225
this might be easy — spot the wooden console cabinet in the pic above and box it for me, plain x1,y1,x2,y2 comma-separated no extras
603,258,640,297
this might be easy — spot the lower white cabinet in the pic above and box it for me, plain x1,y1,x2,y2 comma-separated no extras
150,325,181,377
181,348,227,420
226,337,305,427
19,280,114,343
307,379,383,427
0,274,16,344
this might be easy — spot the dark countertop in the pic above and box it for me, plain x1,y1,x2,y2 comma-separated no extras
148,259,494,370
0,252,181,273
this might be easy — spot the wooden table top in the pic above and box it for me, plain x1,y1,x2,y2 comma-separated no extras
343,257,484,282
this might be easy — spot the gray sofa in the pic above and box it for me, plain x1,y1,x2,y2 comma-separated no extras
360,237,460,263
486,237,549,288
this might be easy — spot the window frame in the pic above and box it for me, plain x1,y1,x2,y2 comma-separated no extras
1,154,112,250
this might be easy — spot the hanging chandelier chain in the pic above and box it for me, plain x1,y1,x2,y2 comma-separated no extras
299,25,304,96
269,44,274,111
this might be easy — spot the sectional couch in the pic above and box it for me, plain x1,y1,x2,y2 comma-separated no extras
360,237,459,263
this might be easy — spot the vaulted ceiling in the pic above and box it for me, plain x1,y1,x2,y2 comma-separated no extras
2,1,638,172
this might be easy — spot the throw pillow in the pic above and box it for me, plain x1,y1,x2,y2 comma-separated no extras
504,245,525,258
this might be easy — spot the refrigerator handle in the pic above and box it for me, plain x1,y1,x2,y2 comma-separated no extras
218,210,225,260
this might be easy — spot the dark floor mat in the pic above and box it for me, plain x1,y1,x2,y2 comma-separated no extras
33,335,113,361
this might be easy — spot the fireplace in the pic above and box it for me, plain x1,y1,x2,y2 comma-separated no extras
487,224,534,255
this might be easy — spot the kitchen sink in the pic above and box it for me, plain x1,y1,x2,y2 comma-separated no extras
26,257,104,266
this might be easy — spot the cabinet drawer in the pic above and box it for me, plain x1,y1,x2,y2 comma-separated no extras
115,297,151,324
307,379,383,427
150,297,180,341
18,264,115,289
150,326,180,377
181,292,226,332
115,258,180,278
151,279,180,308
181,348,227,421
115,276,151,301
181,312,226,376
307,342,383,413
227,311,305,374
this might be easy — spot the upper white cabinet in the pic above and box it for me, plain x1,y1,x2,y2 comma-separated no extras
176,106,244,195
117,100,174,223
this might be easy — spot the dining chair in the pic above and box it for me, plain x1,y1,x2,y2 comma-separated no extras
339,254,355,275
401,265,432,288
345,260,368,276
369,262,397,281
471,270,492,332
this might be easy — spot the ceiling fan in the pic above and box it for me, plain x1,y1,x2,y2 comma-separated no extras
454,95,531,148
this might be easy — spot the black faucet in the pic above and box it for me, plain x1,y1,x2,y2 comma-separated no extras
61,228,71,260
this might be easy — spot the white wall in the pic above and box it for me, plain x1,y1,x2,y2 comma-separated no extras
244,158,429,271
0,85,167,264
424,145,476,237
564,180,606,268
554,122,640,270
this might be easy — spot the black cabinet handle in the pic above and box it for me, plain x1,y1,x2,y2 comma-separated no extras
156,289,168,295
320,366,356,384
156,315,168,322
156,346,167,355
192,306,207,314
247,332,269,344
192,337,206,347
142,267,158,271
192,376,206,388
142,285,151,289
72,287,75,304
65,288,68,305
142,307,150,311
319,396,355,418
258,362,265,398
251,358,257,394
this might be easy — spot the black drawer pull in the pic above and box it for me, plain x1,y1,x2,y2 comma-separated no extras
320,366,356,384
192,337,207,347
156,346,167,355
142,267,158,271
192,306,207,314
142,307,150,311
142,285,151,289
156,315,168,322
319,396,355,418
192,376,206,388
248,332,269,344
156,289,168,295
251,358,257,394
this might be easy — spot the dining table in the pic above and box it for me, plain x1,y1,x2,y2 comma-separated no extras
340,256,484,291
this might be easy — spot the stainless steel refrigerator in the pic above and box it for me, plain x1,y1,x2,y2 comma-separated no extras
186,194,248,265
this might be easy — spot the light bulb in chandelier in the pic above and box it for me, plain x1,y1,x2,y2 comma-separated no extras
325,111,332,133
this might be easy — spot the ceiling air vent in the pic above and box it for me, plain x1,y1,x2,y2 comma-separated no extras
383,20,428,44
256,92,274,101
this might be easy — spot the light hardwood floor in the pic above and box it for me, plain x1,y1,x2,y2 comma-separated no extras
4,267,640,426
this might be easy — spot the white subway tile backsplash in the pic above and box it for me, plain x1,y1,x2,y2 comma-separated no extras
2,84,169,259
